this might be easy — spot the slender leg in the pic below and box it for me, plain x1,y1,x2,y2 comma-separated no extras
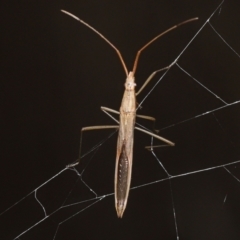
101,106,159,132
101,106,157,123
145,144,173,150
136,114,155,122
100,107,174,147
101,106,119,114
136,113,159,133
135,126,175,146
136,65,171,96
67,125,119,167
101,106,120,124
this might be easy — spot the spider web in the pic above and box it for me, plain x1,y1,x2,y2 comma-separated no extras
1,1,240,239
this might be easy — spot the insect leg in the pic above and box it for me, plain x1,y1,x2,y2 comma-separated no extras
68,106,120,168
136,65,172,96
145,144,173,150
136,114,155,121
136,113,160,134
135,126,174,146
101,106,119,115
101,106,120,124
67,125,119,167
135,119,174,149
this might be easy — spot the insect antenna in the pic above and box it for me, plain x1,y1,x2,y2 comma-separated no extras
132,17,198,75
61,10,198,78
61,10,128,76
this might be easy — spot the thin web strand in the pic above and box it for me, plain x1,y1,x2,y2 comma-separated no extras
138,0,225,108
131,159,240,190
4,0,240,239
11,157,240,239
208,22,240,58
160,100,240,131
176,63,228,104
0,168,67,217
223,167,240,183
34,190,47,217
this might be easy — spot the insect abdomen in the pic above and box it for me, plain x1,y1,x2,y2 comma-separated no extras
116,141,129,216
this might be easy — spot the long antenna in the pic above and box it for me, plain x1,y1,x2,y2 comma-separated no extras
61,10,129,76
132,17,198,75
61,10,198,77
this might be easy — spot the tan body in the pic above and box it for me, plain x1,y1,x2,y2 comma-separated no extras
61,10,197,217
115,72,136,217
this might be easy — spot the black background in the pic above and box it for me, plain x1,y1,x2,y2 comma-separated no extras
1,0,240,239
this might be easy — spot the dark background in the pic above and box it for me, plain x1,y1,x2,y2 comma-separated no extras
1,0,240,239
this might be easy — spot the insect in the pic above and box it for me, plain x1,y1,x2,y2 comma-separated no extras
61,10,198,218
